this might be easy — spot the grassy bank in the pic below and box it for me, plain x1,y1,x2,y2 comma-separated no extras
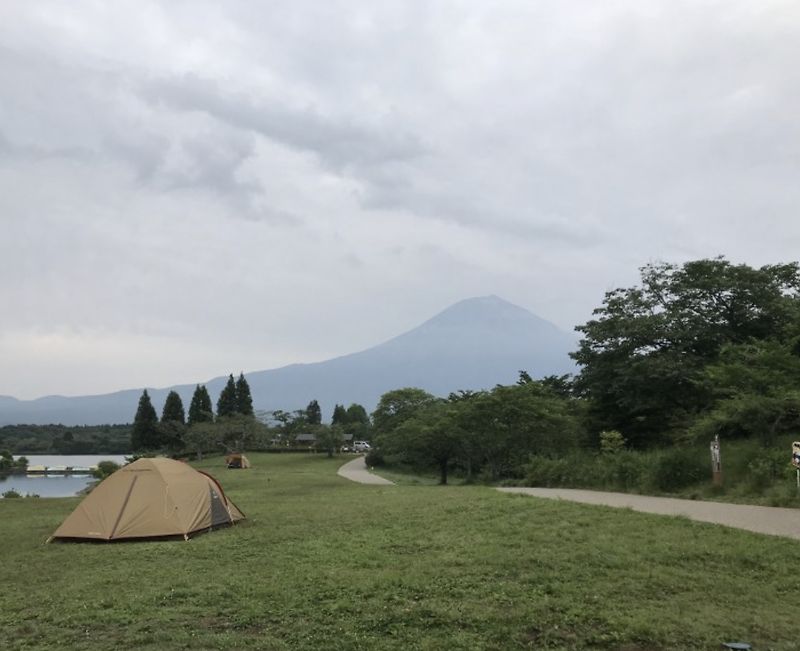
515,436,800,508
1,453,798,650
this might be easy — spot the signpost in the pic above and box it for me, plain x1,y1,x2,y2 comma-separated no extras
710,435,722,487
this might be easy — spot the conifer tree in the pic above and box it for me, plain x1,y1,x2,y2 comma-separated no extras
217,374,237,418
131,389,159,451
188,385,214,425
331,404,348,426
306,399,322,425
159,390,187,454
161,391,186,425
235,373,254,416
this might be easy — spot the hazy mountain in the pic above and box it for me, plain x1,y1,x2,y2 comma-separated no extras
0,296,579,426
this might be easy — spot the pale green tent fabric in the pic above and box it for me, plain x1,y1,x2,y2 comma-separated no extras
49,458,245,542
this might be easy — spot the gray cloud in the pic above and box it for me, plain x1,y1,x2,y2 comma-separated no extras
1,0,800,399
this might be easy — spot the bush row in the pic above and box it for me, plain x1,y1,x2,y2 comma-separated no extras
517,439,800,503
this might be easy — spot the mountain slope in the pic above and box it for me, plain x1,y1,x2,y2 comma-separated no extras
0,296,578,426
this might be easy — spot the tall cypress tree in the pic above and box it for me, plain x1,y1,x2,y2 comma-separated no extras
331,404,348,426
235,373,254,416
160,390,187,453
306,399,322,425
188,385,214,425
131,389,159,451
217,374,237,418
161,391,186,425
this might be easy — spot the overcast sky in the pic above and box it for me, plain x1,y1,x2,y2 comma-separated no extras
2,1,799,400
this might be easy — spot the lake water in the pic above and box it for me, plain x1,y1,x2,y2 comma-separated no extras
0,454,129,498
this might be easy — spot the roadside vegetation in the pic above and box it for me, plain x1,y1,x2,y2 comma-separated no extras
1,452,799,651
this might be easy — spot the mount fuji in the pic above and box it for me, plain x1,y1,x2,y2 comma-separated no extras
0,296,579,426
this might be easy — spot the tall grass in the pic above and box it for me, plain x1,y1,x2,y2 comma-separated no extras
1,452,799,650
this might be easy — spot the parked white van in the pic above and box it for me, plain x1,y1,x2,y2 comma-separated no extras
353,441,371,453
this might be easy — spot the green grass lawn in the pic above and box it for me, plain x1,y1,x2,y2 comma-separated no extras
1,453,798,651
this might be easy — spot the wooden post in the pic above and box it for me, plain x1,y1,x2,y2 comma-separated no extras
710,436,722,487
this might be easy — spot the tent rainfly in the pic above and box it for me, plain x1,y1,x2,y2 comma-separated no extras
48,458,245,542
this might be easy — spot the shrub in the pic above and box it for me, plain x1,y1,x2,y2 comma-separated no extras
647,447,710,492
522,455,583,487
2,489,21,498
599,430,626,455
364,447,385,468
605,450,647,492
746,447,795,492
93,460,121,480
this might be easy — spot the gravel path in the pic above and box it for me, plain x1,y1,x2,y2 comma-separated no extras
497,487,800,541
337,456,395,485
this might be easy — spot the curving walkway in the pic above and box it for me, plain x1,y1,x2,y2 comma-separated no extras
337,459,800,541
497,487,800,541
337,456,395,485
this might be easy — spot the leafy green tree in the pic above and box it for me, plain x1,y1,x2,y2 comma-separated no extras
235,373,254,416
572,258,800,448
339,404,371,441
371,388,443,475
537,374,574,399
391,401,462,484
372,388,439,437
188,385,214,425
691,338,800,447
0,449,13,472
131,390,160,452
217,375,238,419
183,422,219,460
214,412,265,453
259,410,292,445
464,382,585,479
314,424,344,458
447,390,487,482
346,404,369,423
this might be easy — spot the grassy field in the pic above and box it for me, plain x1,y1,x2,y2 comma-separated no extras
1,453,798,651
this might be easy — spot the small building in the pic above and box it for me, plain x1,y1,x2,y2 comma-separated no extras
294,433,316,447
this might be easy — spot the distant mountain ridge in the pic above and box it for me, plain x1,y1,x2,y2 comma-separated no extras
0,296,579,426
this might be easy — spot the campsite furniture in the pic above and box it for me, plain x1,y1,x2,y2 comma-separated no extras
48,458,245,542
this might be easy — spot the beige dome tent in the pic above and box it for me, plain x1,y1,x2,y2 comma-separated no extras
225,454,250,469
48,458,245,542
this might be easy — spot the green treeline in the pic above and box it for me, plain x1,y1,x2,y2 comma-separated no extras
130,372,371,461
0,424,132,455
